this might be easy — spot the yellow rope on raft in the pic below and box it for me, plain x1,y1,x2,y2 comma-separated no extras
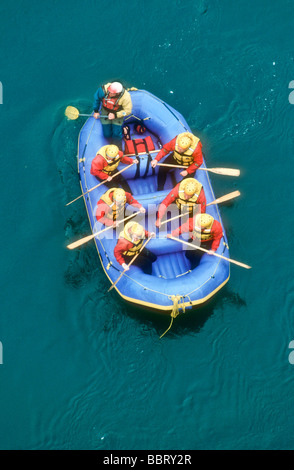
160,295,186,339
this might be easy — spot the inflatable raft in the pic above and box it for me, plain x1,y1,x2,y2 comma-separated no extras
75,89,230,314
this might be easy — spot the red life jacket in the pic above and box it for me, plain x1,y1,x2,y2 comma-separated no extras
102,88,124,112
124,136,155,155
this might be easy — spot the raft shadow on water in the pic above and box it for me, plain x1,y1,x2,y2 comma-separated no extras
105,284,246,338
64,245,102,290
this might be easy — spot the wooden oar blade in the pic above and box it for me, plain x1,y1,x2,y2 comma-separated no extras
209,167,240,176
65,106,80,120
208,190,241,206
67,233,95,250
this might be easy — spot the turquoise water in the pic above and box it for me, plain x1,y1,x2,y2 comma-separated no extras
1,0,294,450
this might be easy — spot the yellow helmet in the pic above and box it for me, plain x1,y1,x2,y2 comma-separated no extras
113,188,126,203
195,213,214,228
106,145,119,159
130,222,144,238
178,134,191,150
184,178,198,196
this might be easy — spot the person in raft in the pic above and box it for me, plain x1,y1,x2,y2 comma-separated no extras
167,213,223,255
155,177,206,228
93,81,132,143
90,144,138,193
96,187,146,227
150,132,203,190
114,222,156,272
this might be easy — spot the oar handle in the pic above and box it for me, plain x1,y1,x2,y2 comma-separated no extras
108,236,152,291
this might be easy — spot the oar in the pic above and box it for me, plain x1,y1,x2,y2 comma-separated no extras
65,106,109,120
170,236,251,269
161,191,241,225
66,210,141,250
124,149,159,157
108,236,153,292
160,212,189,226
156,163,240,177
207,190,240,206
65,163,135,206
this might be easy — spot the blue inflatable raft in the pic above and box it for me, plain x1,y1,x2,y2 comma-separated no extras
75,89,230,314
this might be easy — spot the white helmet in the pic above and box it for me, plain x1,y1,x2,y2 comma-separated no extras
108,82,123,94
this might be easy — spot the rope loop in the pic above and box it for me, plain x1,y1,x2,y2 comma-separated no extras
160,295,186,339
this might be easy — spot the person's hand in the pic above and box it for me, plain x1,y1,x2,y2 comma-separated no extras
122,263,129,271
207,250,215,255
107,176,113,182
166,234,172,239
108,113,115,120
112,221,117,228
155,219,161,228
140,207,146,213
93,112,100,119
151,160,158,168
133,158,139,164
150,232,156,238
180,170,188,177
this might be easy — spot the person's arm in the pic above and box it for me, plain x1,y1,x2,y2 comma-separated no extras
95,201,113,226
114,239,131,265
197,187,207,213
210,221,223,251
171,217,193,237
154,138,176,162
120,153,135,165
156,188,178,225
93,86,105,113
115,90,132,118
186,142,203,174
126,193,145,212
90,155,109,180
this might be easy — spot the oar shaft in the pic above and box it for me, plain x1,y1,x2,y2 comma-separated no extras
124,149,159,157
76,113,109,119
160,212,189,225
156,163,240,176
66,211,141,250
66,163,135,206
108,236,152,291
161,192,240,224
170,236,251,269
157,163,185,168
